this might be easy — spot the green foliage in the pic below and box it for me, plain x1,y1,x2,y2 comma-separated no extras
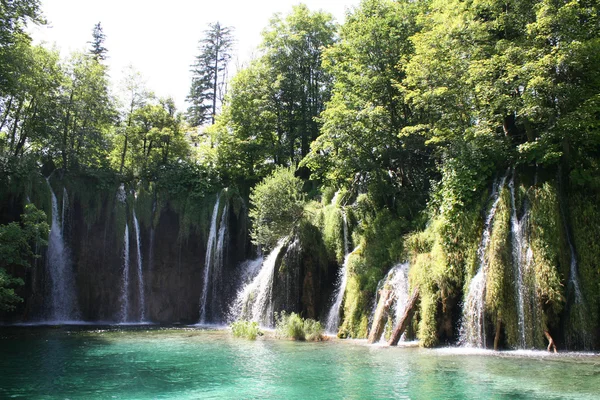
0,204,48,311
529,183,565,319
230,320,262,340
313,204,345,265
275,311,323,341
249,166,305,250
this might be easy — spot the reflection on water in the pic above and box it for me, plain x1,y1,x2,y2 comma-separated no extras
0,326,598,399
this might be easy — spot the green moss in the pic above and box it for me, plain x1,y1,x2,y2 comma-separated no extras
484,188,518,347
321,205,345,264
529,183,565,324
338,251,370,338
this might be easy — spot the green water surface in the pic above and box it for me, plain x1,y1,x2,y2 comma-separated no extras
0,326,598,399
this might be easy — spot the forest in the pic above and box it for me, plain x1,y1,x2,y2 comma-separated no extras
1,0,599,351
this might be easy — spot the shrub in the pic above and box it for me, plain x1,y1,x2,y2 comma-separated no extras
249,166,305,250
275,311,324,341
230,320,262,340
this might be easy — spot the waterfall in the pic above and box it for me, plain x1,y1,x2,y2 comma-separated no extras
45,180,80,322
199,193,228,324
325,210,353,334
325,247,359,334
371,262,410,342
133,210,146,321
230,241,286,326
459,173,508,347
119,223,130,323
509,176,529,348
560,198,592,348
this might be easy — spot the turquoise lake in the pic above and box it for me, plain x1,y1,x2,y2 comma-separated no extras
0,326,598,399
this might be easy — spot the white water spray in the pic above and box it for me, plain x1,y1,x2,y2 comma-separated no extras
459,173,508,347
45,179,80,322
119,223,130,322
133,209,145,321
230,241,286,326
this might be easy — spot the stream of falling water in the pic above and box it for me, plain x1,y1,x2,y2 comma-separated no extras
509,175,530,348
45,180,79,322
230,241,286,327
371,262,410,342
324,208,354,334
119,223,130,322
459,174,508,347
199,192,228,324
133,209,145,321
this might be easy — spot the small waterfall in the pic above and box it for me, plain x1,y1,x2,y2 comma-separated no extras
509,176,529,348
561,199,591,348
133,209,145,321
459,173,508,347
45,180,80,322
199,192,228,324
325,246,358,334
230,241,286,326
388,263,410,327
371,263,410,342
119,223,130,322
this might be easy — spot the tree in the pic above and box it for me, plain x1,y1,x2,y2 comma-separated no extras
209,59,280,187
0,204,48,311
262,5,336,162
0,0,44,96
89,22,107,61
187,22,234,127
303,0,431,213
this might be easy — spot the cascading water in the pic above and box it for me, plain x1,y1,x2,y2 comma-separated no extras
325,209,353,334
371,262,410,342
509,176,530,348
230,241,286,326
459,174,508,347
561,199,592,348
45,179,80,322
325,247,358,334
119,223,130,322
133,209,145,321
199,193,228,324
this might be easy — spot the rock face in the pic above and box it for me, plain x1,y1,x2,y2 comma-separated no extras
2,181,253,324
272,222,334,321
1,177,335,326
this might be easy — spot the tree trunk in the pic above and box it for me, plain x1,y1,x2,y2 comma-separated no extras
368,289,395,344
388,288,419,346
494,315,502,351
544,331,557,353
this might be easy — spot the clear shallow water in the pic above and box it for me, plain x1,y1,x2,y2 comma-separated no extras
0,327,599,399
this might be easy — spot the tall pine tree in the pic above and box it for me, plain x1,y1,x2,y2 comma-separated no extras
89,22,107,61
187,22,234,127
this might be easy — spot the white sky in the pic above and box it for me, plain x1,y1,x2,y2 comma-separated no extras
29,0,360,111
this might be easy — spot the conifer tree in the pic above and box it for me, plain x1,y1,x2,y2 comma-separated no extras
89,22,107,61
187,22,234,127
